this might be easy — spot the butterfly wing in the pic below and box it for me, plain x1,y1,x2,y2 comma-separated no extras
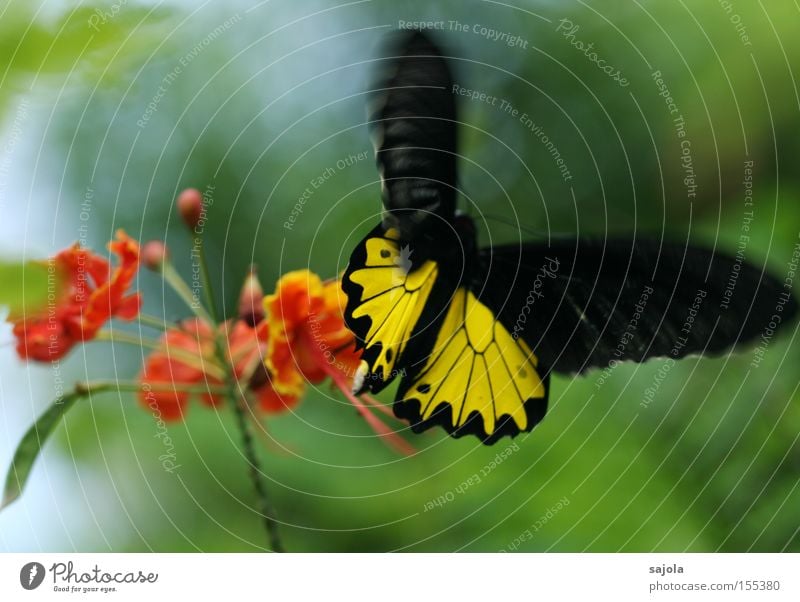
475,238,797,374
390,236,797,443
394,285,549,444
368,30,457,241
342,225,454,394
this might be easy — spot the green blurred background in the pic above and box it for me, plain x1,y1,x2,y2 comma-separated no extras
1,0,798,552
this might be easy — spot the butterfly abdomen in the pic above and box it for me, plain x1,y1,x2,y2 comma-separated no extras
368,30,458,242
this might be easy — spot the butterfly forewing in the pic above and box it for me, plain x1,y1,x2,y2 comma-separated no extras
342,225,453,394
476,238,798,374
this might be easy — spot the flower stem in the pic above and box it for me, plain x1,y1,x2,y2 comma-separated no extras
212,331,284,552
161,262,214,324
229,388,285,552
196,242,219,323
95,329,161,349
77,380,228,396
94,330,226,381
136,313,172,331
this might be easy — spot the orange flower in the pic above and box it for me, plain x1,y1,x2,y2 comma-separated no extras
11,229,141,361
226,319,300,413
264,271,360,397
263,271,412,454
137,268,409,452
138,297,299,421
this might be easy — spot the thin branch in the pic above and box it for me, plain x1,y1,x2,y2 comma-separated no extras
228,388,284,552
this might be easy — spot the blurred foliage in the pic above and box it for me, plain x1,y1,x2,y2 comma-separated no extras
0,260,55,318
1,0,798,552
0,1,172,121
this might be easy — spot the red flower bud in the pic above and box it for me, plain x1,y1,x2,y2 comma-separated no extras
238,266,265,326
142,240,170,271
177,188,204,229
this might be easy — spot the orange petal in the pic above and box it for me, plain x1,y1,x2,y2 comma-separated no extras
265,335,306,397
256,385,301,414
264,270,324,334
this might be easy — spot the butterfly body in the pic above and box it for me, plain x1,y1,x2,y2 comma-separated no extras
343,215,551,443
341,29,797,444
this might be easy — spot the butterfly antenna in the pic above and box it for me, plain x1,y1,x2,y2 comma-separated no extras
475,211,579,240
458,184,573,240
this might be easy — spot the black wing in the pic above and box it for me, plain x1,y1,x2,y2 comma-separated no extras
474,238,797,374
368,30,457,241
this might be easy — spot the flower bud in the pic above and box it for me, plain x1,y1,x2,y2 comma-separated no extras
238,266,265,326
177,188,203,229
142,240,169,271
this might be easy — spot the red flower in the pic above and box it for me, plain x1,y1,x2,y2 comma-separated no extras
11,229,141,361
138,281,299,420
138,318,221,420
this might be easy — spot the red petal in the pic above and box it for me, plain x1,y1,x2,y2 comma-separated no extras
116,293,142,320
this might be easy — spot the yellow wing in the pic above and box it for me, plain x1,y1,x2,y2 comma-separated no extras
342,227,441,393
395,287,549,443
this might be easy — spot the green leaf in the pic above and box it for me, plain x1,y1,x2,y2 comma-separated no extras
1,391,81,510
0,261,58,319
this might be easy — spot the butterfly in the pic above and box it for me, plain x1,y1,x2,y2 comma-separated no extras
341,29,798,445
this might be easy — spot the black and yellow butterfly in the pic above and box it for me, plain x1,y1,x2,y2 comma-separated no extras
341,30,797,445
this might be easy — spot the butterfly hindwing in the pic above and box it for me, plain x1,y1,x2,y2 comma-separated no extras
395,286,549,444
